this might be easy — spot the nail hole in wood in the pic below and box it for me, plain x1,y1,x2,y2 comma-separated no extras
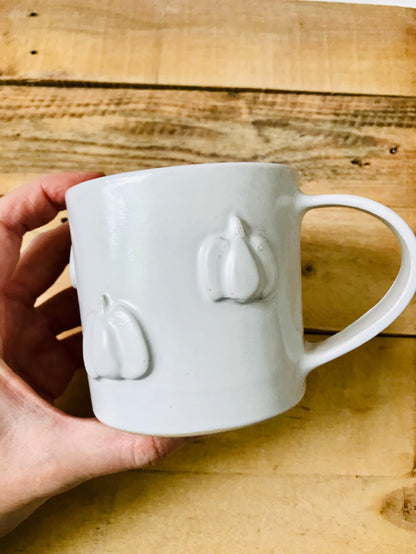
30,50,38,55
302,263,316,277
390,146,398,154
28,12,38,17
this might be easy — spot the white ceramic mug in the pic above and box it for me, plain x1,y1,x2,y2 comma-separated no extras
66,163,416,436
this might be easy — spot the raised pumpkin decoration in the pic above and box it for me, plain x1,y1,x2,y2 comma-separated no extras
83,293,151,380
199,214,277,303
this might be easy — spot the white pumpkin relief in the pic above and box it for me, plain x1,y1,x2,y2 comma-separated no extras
83,293,151,380
199,214,277,303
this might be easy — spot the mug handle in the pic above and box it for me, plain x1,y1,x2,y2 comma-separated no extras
298,193,416,375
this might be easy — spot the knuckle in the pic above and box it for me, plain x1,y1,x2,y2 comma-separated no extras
122,436,174,469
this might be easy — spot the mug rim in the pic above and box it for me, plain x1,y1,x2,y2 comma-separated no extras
65,162,299,199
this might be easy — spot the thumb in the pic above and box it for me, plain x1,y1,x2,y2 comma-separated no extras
50,416,186,493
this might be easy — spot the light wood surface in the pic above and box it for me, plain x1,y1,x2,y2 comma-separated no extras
0,1,415,95
0,1,415,552
2,473,416,553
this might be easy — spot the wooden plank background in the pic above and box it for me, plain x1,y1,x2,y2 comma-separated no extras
0,85,414,335
0,1,415,552
0,0,415,95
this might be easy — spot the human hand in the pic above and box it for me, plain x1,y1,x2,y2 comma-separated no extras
0,172,185,537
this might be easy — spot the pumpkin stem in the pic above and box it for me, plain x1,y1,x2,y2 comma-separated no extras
99,293,111,311
227,214,246,238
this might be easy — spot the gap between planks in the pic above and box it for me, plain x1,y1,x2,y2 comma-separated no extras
0,79,415,100
305,329,416,339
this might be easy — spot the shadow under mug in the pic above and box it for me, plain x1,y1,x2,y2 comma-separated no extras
66,163,416,436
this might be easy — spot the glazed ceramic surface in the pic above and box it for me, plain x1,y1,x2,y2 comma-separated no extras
66,163,416,436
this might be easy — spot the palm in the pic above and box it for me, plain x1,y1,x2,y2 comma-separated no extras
1,294,76,402
0,225,81,402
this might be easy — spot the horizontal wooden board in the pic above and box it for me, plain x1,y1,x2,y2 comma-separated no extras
305,0,416,6
1,471,416,553
2,85,415,334
0,1,415,95
56,336,416,477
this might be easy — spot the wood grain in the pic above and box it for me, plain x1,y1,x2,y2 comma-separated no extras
1,471,416,553
0,0,415,95
2,85,415,334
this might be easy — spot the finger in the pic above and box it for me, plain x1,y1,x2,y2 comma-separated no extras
52,417,187,487
15,333,80,402
60,331,83,368
0,171,104,289
25,413,188,502
37,287,81,335
8,223,71,303
0,171,104,237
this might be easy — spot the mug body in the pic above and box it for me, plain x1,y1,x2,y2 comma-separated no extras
66,163,306,436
